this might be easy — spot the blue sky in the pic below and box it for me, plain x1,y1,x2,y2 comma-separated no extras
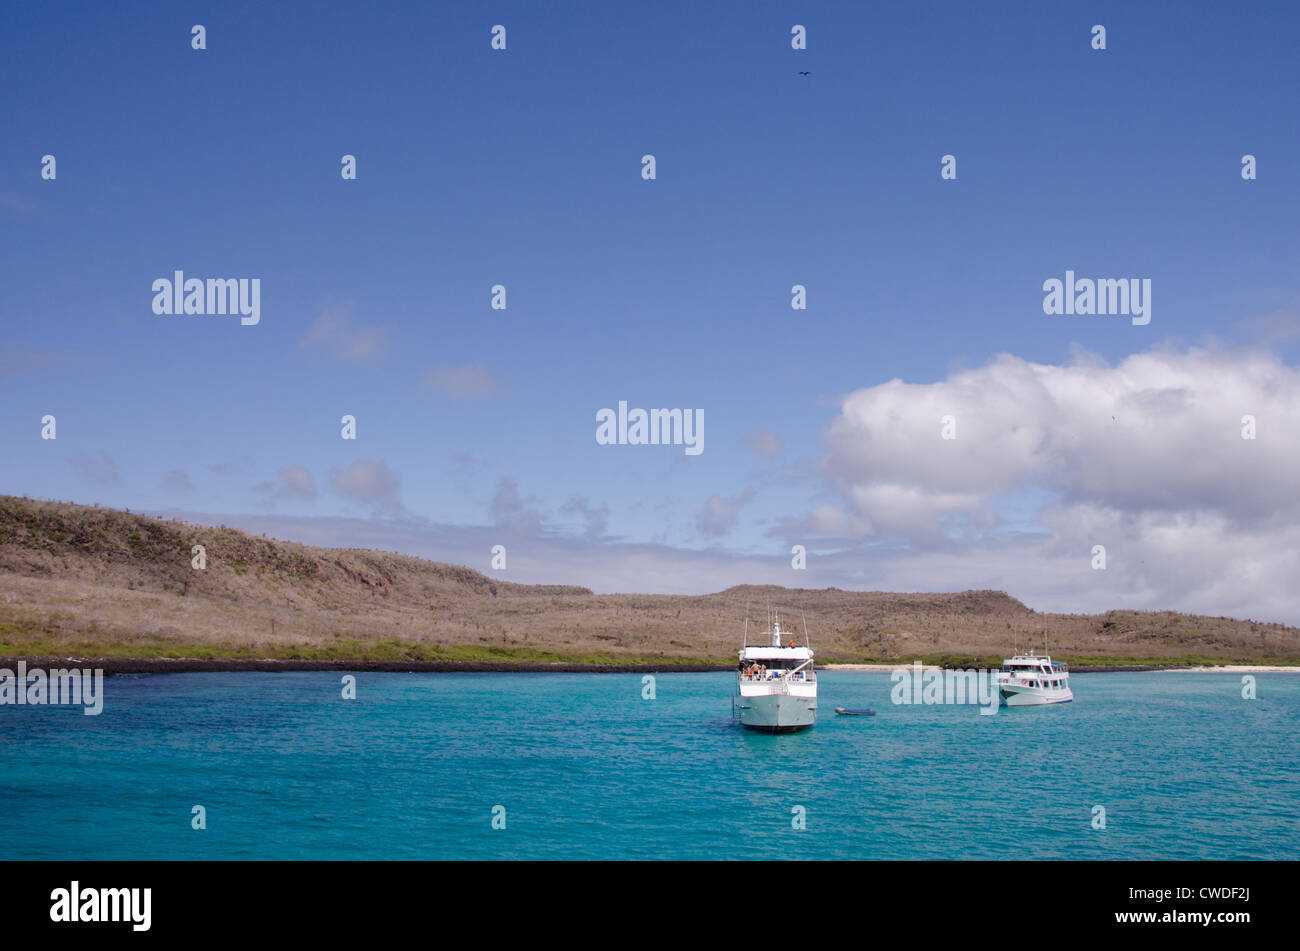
3,2,1299,621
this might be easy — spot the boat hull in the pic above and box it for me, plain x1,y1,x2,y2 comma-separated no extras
737,692,816,732
999,684,1073,706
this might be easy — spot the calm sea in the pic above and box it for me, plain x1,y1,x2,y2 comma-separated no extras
1,671,1295,860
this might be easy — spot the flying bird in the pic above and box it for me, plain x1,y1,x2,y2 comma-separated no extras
798,71,810,76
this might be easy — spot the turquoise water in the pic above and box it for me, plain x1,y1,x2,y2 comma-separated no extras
1,671,1296,859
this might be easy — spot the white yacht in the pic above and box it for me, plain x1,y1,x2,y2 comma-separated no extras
995,650,1073,706
735,612,816,732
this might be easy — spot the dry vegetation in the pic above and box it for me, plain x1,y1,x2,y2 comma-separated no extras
1,495,1296,666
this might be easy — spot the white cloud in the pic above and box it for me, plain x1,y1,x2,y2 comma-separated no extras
822,346,1300,537
773,343,1300,621
853,502,1300,625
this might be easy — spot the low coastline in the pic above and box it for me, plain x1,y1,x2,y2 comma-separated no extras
0,656,732,675
6,656,1297,676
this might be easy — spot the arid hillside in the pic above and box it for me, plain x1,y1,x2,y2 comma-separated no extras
1,495,1296,665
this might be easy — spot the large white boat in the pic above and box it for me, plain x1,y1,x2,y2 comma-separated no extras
995,650,1073,706
735,612,816,732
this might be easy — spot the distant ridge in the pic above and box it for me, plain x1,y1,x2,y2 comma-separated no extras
1,495,1296,666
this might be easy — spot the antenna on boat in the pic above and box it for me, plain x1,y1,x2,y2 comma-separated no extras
743,600,749,648
802,612,810,649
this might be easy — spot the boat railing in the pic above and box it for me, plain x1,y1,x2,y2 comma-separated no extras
1004,662,1068,676
769,672,815,694
738,667,817,685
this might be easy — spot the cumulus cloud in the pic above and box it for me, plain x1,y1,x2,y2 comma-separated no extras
331,460,401,513
299,305,388,366
696,488,757,537
422,363,504,400
853,503,1300,626
821,346,1300,539
754,344,1300,620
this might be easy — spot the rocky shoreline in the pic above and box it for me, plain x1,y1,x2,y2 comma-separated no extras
0,656,733,675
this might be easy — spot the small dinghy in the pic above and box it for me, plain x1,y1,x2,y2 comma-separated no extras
834,707,875,716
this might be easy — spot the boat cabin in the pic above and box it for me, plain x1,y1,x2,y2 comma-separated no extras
1000,651,1069,689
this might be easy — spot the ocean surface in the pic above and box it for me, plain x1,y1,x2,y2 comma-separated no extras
1,671,1296,860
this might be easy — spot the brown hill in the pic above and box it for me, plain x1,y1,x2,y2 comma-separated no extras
1,495,1296,665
